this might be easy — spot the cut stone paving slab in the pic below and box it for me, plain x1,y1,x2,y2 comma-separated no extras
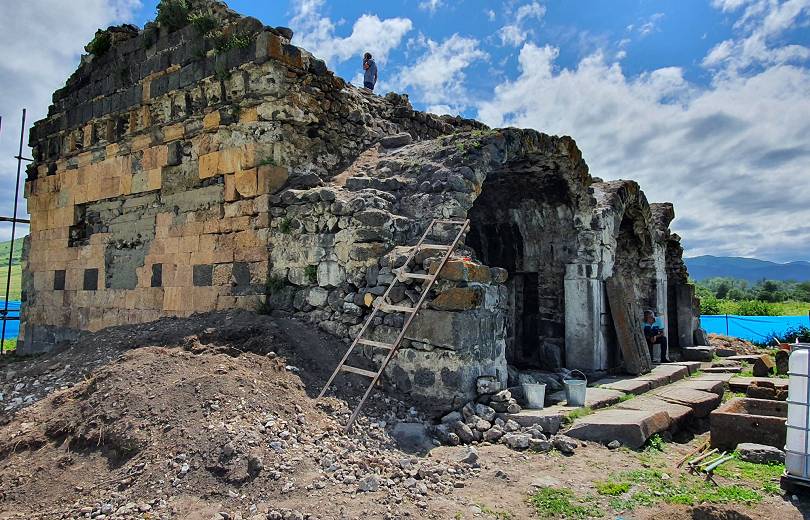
671,361,702,375
615,397,692,427
636,364,689,388
729,377,788,393
694,372,734,383
595,377,652,395
671,378,725,395
547,387,626,409
566,409,670,449
726,355,762,363
701,366,742,373
681,346,715,361
655,387,722,418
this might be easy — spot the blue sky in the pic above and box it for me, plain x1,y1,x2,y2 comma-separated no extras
1,0,809,263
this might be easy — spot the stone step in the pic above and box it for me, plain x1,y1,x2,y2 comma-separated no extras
565,365,729,449
729,376,789,393
565,409,671,449
701,366,742,373
681,346,715,361
498,407,566,435
595,377,652,395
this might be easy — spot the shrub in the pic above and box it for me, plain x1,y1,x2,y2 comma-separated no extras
773,325,810,344
211,30,255,54
156,0,190,32
87,30,112,57
189,11,217,35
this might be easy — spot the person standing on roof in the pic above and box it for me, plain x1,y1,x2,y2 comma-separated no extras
363,52,378,91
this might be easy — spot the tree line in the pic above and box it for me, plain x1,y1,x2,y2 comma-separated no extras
694,277,810,316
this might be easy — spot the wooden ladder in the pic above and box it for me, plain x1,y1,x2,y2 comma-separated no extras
318,218,470,431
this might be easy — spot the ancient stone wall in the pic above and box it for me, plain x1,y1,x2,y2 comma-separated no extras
21,0,701,409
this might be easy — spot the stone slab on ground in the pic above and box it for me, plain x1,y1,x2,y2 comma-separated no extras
694,372,735,383
737,442,785,464
701,366,742,373
594,377,652,395
670,378,725,396
654,387,722,418
499,407,565,434
636,364,688,388
565,409,670,449
729,377,788,393
681,346,715,361
547,387,626,409
727,355,762,363
615,397,692,426
671,361,702,375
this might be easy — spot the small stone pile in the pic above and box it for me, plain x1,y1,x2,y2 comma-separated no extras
431,376,578,455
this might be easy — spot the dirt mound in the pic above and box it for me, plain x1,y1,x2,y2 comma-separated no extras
0,312,474,519
707,334,760,355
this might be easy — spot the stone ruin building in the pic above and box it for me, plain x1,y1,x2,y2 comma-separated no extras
19,0,702,410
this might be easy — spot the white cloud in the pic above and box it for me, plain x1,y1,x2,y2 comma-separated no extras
390,34,487,108
486,9,497,22
419,0,444,13
498,1,546,47
638,13,665,37
0,0,141,241
477,39,810,262
703,0,810,70
290,0,412,66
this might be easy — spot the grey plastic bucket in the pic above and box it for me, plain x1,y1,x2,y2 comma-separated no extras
563,370,588,407
522,382,546,409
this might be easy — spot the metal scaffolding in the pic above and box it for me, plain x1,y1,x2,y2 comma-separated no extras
1,109,32,354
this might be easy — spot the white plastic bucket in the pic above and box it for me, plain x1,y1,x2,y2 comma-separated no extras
522,383,546,409
563,370,588,407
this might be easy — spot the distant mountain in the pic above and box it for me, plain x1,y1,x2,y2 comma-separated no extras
685,255,810,282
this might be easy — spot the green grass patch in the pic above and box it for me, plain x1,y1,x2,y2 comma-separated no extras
594,480,630,496
713,452,785,494
606,468,763,513
2,338,16,352
529,488,603,519
478,504,513,519
617,394,635,403
644,433,666,452
564,406,593,424
723,391,747,402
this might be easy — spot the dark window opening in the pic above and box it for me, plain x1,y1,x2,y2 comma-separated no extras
83,268,99,291
151,264,163,288
53,270,66,291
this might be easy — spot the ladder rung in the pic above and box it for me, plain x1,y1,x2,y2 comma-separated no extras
340,365,378,378
357,339,395,349
418,244,451,251
380,303,417,313
397,272,433,281
433,219,467,225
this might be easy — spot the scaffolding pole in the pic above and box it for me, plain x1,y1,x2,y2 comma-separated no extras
1,109,30,354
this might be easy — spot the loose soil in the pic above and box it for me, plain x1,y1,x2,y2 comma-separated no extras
0,311,806,519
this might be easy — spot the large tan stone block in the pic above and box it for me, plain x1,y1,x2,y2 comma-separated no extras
203,110,221,129
257,165,289,194
235,168,258,197
199,151,220,179
163,123,185,142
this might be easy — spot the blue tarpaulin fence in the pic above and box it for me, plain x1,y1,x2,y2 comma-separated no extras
0,300,21,340
701,314,810,343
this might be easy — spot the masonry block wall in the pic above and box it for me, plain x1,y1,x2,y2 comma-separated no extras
22,0,701,409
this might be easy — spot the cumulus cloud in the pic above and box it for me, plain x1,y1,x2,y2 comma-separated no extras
477,37,810,261
498,2,547,46
703,0,810,70
390,34,487,110
0,0,141,241
290,0,412,66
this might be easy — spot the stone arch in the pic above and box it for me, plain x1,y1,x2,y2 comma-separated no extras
464,145,592,371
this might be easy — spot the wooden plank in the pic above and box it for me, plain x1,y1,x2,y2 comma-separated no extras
605,277,653,375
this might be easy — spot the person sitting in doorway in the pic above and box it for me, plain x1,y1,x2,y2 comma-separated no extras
363,52,378,91
643,310,671,363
